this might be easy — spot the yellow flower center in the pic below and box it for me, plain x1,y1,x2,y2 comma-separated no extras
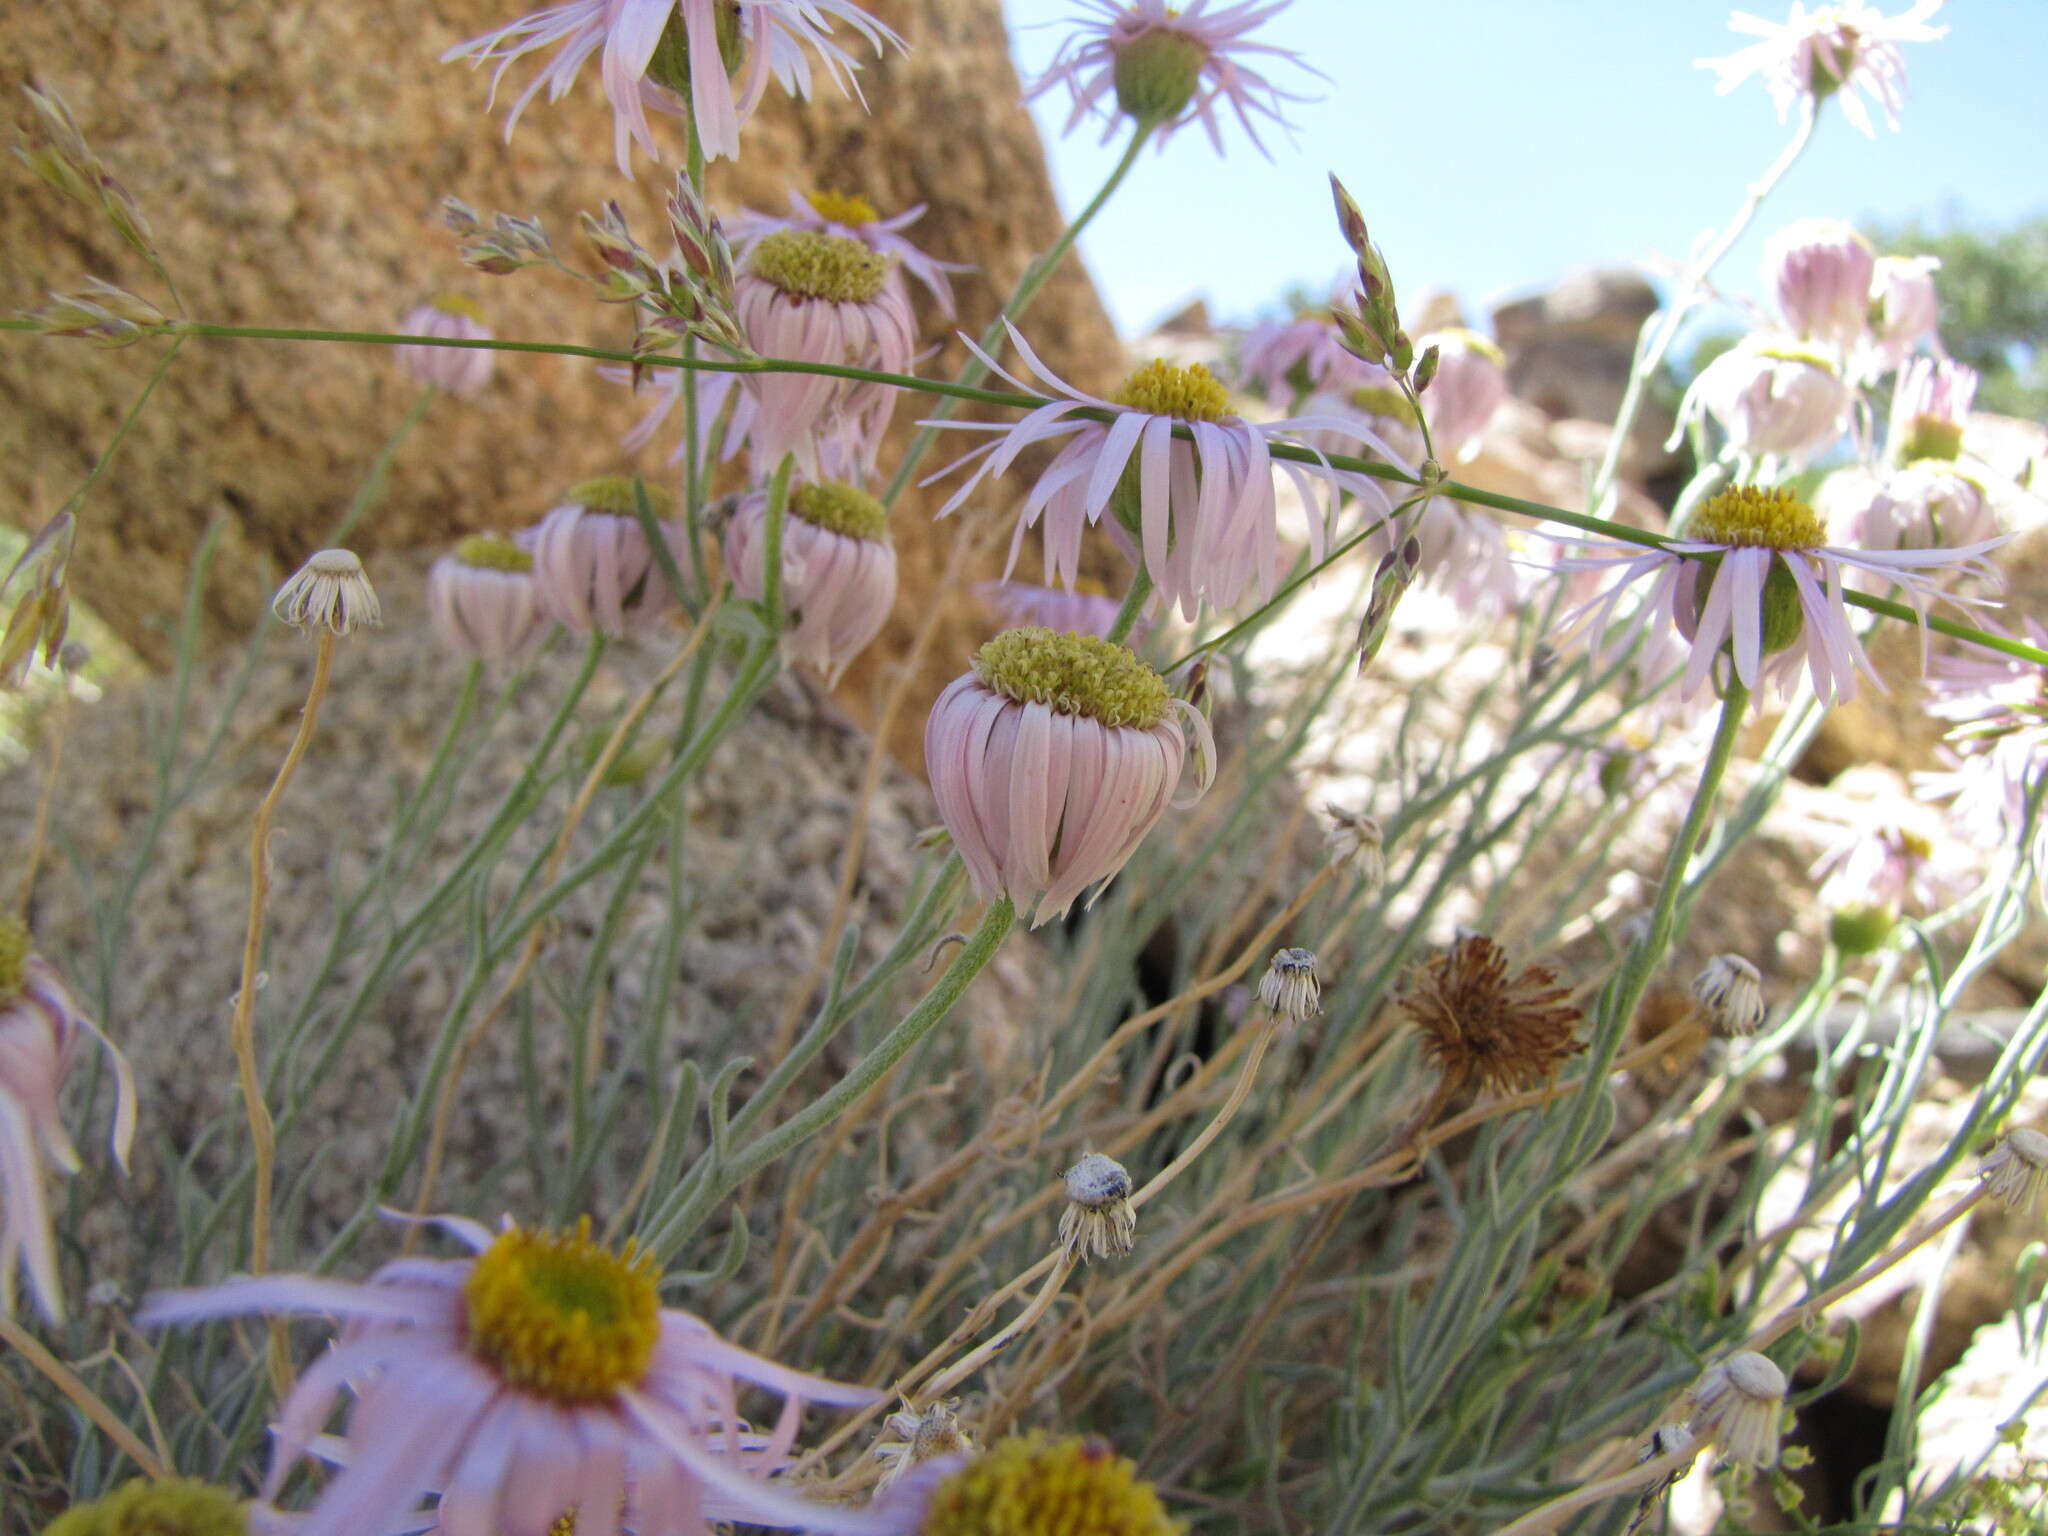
974,627,1168,730
430,293,487,323
1114,359,1231,423
1073,575,1114,599
454,534,534,573
567,476,675,518
43,1478,249,1536
0,915,28,999
921,1434,1181,1536
1898,828,1934,860
1693,486,1826,551
791,480,890,541
1900,416,1965,463
1431,326,1507,366
749,230,889,304
463,1222,661,1402
1753,340,1837,372
806,190,880,227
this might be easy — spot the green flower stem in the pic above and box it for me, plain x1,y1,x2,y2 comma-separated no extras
880,123,1155,508
329,384,435,544
640,894,1016,1259
760,453,793,629
1105,566,1153,646
56,331,185,522
8,317,2040,669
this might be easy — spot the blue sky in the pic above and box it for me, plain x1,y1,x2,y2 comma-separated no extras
1004,0,2048,337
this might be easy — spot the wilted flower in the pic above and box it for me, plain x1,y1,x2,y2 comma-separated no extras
1818,461,1996,554
1689,1351,1788,1467
428,534,548,666
730,190,966,319
730,230,915,479
1674,336,1851,467
1027,0,1317,157
724,478,897,684
444,0,904,174
1691,954,1767,1035
923,628,1213,926
1765,218,1875,352
1324,805,1384,890
1401,932,1585,1096
272,549,382,638
871,1399,975,1492
1697,1,1948,137
1414,327,1507,462
1557,485,2002,711
1980,1128,2048,1215
1058,1151,1138,1263
529,477,687,637
1258,947,1322,1026
931,325,1396,620
139,1217,884,1536
974,579,1130,642
1887,356,1976,464
1866,253,1942,371
0,918,136,1321
42,1478,247,1536
397,296,495,396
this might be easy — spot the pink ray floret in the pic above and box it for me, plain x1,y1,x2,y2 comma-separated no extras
729,191,970,319
724,484,898,685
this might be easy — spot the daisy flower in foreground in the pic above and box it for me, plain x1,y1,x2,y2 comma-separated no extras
930,324,1402,620
924,628,1213,926
1696,1,1947,136
730,190,968,318
1,917,136,1321
139,1217,894,1536
443,0,904,174
1027,0,1318,157
1561,483,2002,710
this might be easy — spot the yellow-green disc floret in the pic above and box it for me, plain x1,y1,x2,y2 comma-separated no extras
454,534,534,573
749,230,890,304
920,1434,1182,1536
1114,358,1232,423
0,914,28,999
566,476,676,519
791,480,890,541
429,293,487,323
464,1221,661,1402
43,1479,249,1536
1693,486,1827,550
974,627,1168,730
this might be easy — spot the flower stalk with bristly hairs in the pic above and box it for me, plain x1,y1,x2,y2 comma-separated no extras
1557,483,2003,712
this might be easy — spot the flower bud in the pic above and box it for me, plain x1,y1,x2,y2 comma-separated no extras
1829,902,1895,956
1112,27,1207,124
1691,955,1766,1036
1690,1351,1787,1467
272,549,381,638
1325,806,1385,890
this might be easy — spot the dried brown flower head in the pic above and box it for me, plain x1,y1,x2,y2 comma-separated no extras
1402,932,1585,1094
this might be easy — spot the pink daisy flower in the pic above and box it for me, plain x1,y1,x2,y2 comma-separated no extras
1559,483,2002,711
1236,301,1380,404
140,1217,895,1536
443,0,904,174
529,477,689,638
1,922,135,1322
1818,462,1996,555
1866,254,1943,372
1414,328,1507,463
1696,1,1948,137
1764,218,1875,354
724,478,896,684
1027,0,1318,157
728,190,968,319
1672,335,1852,469
428,533,549,667
1887,355,1976,463
1811,812,1973,916
929,325,1402,621
974,579,1131,641
1919,622,2048,875
731,229,915,480
397,297,496,398
924,628,1213,926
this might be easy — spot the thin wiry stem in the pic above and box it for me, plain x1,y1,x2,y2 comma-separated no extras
17,681,71,917
0,1313,167,1481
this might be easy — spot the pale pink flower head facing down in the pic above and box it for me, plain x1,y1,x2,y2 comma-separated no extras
1818,462,1996,555
444,0,904,174
1867,253,1942,371
139,1216,891,1536
1674,336,1851,468
1765,218,1875,354
1888,355,1976,463
1027,0,1318,157
1414,327,1507,463
924,627,1214,926
732,229,915,480
1558,484,2003,713
975,578,1132,642
0,919,135,1322
1236,300,1381,405
1697,1,1948,137
397,296,495,397
729,189,968,319
724,478,896,684
1917,619,2048,876
529,476,687,638
428,532,550,666
929,324,1402,621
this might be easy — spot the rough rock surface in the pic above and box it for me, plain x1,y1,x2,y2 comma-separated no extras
0,0,1124,761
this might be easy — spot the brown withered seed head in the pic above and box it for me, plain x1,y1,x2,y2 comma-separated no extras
1401,933,1586,1094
